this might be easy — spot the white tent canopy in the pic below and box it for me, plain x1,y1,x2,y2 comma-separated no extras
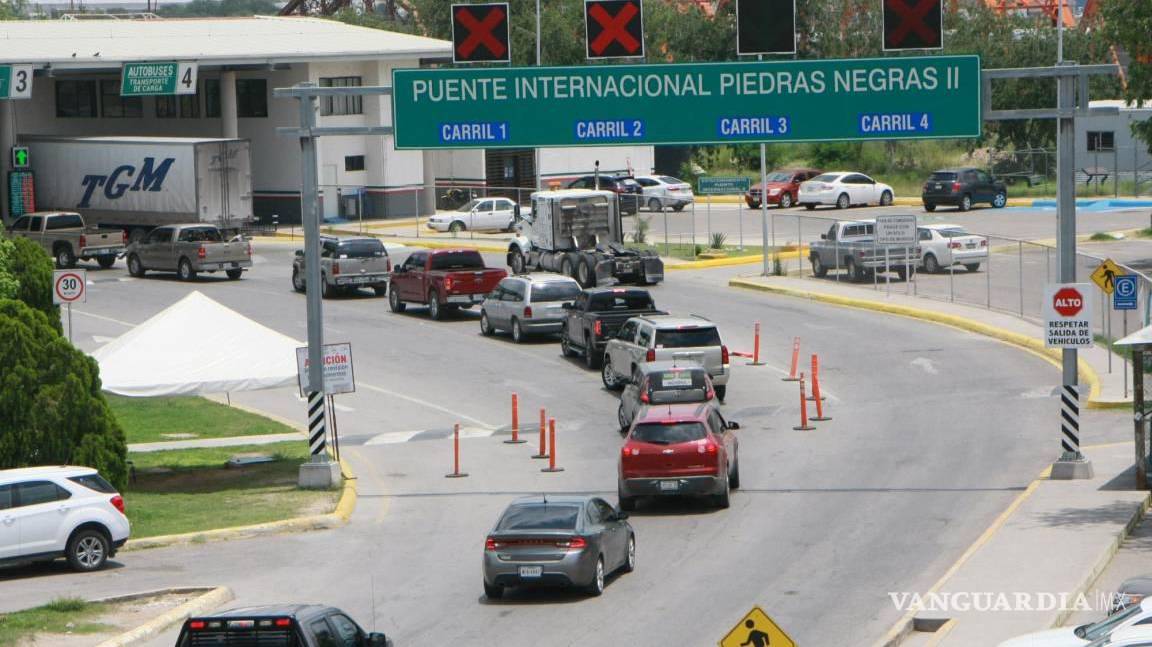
92,291,302,397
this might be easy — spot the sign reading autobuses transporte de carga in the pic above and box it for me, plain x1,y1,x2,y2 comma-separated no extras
391,55,981,149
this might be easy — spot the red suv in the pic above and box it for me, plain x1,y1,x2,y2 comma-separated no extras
745,168,823,209
617,403,740,511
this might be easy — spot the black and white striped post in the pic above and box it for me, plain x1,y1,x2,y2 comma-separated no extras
308,391,327,457
1060,384,1080,456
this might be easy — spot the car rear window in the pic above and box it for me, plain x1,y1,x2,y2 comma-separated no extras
811,173,841,183
936,228,972,238
765,172,791,182
648,370,709,403
929,172,958,181
497,504,580,531
178,227,223,243
588,292,654,311
531,281,581,302
658,176,684,185
430,251,485,270
337,240,387,258
68,474,116,494
46,214,84,230
655,327,721,348
632,422,707,444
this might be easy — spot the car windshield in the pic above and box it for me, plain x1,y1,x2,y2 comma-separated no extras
766,172,792,182
430,251,485,270
588,292,654,311
496,504,580,531
337,240,387,258
631,421,707,444
936,228,972,238
456,199,481,213
930,172,958,181
1078,604,1144,640
811,173,841,183
658,176,684,185
532,281,581,302
655,327,721,348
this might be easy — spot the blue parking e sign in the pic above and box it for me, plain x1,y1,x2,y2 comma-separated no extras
1113,275,1137,310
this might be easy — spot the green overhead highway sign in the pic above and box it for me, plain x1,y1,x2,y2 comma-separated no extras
391,55,981,149
698,176,750,195
0,65,33,100
121,61,199,96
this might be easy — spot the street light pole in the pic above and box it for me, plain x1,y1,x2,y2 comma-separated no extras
758,53,771,276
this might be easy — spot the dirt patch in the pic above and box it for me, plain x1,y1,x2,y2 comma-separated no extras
15,592,200,647
134,461,298,494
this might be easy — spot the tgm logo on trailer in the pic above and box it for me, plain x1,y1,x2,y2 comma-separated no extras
77,157,175,207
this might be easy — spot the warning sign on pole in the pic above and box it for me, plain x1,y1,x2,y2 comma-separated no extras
296,342,356,395
1044,283,1094,348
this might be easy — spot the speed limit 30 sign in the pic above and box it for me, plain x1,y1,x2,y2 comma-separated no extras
53,270,87,304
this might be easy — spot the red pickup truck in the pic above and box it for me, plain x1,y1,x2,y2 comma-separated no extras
388,248,506,320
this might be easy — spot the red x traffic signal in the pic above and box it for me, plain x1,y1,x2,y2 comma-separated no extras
585,0,644,60
452,3,511,64
883,0,942,51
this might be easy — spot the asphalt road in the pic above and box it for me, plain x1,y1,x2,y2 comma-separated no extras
0,244,1126,646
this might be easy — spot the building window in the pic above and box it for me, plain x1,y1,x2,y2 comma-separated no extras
345,155,365,172
156,95,199,118
236,78,268,118
55,80,98,118
205,79,221,118
320,76,363,116
100,80,143,118
1087,131,1115,152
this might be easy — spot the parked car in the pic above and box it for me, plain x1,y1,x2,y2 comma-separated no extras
601,315,730,401
798,172,895,210
292,236,390,298
634,175,694,211
1111,575,1152,614
426,197,519,233
559,287,663,369
176,604,391,647
745,168,823,209
808,219,920,282
617,361,716,432
617,403,740,510
917,224,988,273
922,167,1008,212
388,249,507,320
482,495,635,599
480,274,582,342
126,224,251,281
0,466,129,572
566,175,639,215
998,599,1152,646
5,211,126,269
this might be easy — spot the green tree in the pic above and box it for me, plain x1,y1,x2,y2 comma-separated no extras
0,299,127,489
1100,0,1152,153
0,0,28,19
0,236,60,334
157,0,278,17
0,237,18,301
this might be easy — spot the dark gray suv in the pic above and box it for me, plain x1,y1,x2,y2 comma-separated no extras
922,168,1008,212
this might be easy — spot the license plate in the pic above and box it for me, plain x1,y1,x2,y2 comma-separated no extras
935,183,943,189
518,566,543,578
966,243,975,249
659,480,679,492
447,295,477,304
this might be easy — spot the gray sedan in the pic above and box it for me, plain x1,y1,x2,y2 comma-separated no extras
479,274,581,342
617,362,716,432
482,495,635,599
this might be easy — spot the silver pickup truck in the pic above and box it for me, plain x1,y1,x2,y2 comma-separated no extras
291,236,391,298
125,224,252,281
5,211,126,269
808,219,920,282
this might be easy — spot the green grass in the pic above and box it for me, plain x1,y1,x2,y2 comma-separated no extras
1090,232,1119,242
125,442,337,538
109,395,297,444
0,598,113,645
626,242,764,261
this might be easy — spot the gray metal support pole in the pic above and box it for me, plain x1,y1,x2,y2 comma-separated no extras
1135,349,1147,490
760,144,769,275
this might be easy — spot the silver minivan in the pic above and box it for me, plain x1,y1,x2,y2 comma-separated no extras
480,274,582,343
601,315,730,401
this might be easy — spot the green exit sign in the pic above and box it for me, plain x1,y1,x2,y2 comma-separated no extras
11,146,28,169
121,61,199,96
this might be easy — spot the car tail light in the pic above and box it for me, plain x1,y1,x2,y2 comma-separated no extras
948,242,961,249
952,181,962,192
274,619,291,628
640,391,649,403
246,241,252,256
721,345,730,366
197,244,206,260
444,276,454,291
121,230,129,245
698,440,719,455
333,262,341,276
857,250,866,258
705,386,715,400
189,621,206,631
485,536,497,551
79,234,87,248
110,495,125,515
523,306,533,319
594,320,602,336
557,537,587,550
646,348,656,362
923,183,931,191
980,239,988,247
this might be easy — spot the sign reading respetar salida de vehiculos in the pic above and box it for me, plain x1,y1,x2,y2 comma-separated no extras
1044,283,1094,348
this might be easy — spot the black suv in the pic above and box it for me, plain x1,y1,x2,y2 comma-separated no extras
566,175,640,215
176,604,391,647
922,168,1008,212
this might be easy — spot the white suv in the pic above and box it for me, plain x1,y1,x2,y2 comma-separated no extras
0,466,131,571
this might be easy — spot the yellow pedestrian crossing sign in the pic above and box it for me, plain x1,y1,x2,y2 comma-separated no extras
719,606,796,647
1091,258,1125,295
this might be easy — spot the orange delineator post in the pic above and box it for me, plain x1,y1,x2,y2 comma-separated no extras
748,321,764,365
782,337,801,381
532,408,548,458
541,418,564,472
810,356,831,421
445,423,469,477
793,374,815,431
505,393,526,444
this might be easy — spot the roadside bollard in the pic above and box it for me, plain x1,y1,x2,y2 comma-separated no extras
541,418,564,473
748,322,764,366
793,374,815,431
445,423,469,478
806,354,826,402
505,393,526,444
782,337,801,381
532,408,548,459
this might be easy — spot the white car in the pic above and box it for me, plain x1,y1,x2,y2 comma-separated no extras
1086,625,1152,646
0,465,130,571
917,224,989,273
998,598,1152,646
426,197,518,233
798,172,895,210
634,175,694,212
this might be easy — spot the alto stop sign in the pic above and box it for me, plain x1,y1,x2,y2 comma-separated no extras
1053,287,1084,317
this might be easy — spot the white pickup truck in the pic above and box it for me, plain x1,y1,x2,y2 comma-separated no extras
808,219,920,282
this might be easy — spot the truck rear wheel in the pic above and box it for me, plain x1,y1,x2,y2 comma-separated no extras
226,269,243,280
584,335,601,369
96,256,116,269
128,254,146,278
509,250,526,274
561,256,575,278
577,257,596,288
389,287,406,313
177,258,197,281
55,245,76,269
428,290,444,320
810,255,828,277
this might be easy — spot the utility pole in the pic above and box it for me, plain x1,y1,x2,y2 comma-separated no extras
758,53,771,276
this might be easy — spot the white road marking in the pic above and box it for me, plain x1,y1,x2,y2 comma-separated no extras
71,310,137,327
333,403,355,412
92,335,117,344
1020,386,1058,399
363,426,496,445
359,382,492,427
911,357,939,375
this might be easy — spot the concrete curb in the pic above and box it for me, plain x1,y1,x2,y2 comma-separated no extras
92,586,233,647
665,246,810,271
727,278,1119,408
122,459,357,552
